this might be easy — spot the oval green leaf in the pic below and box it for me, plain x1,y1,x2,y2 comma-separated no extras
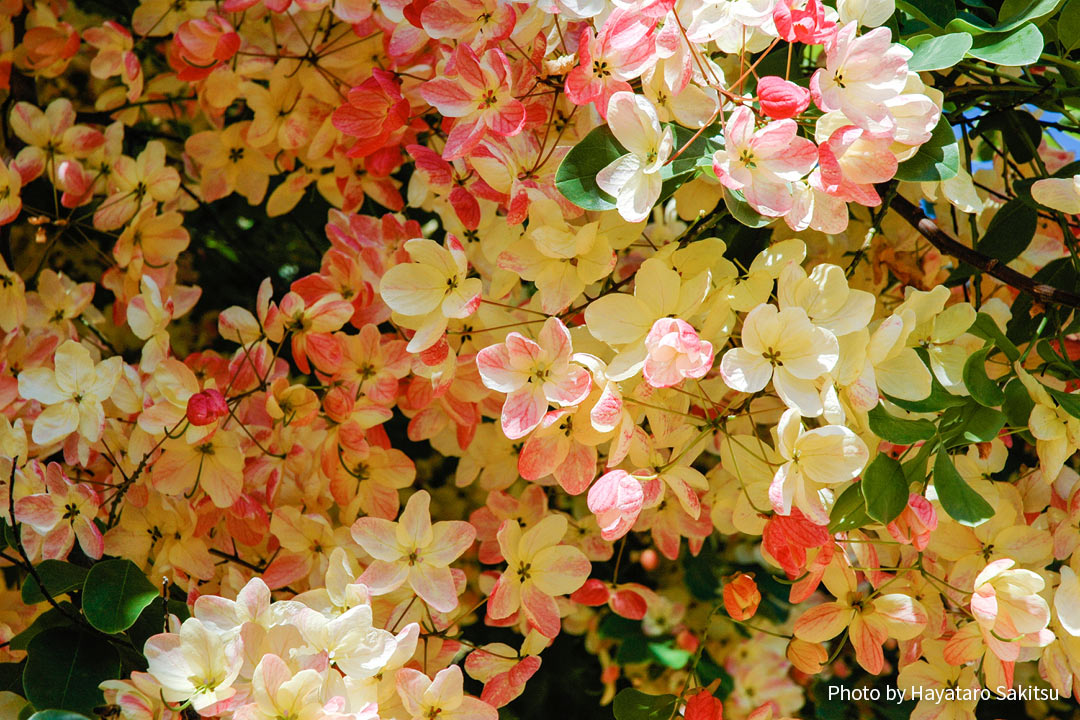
829,482,872,532
23,628,120,717
861,454,911,524
21,561,88,605
962,347,1006,407
82,559,159,634
933,451,994,526
868,404,937,444
906,32,973,70
554,125,623,211
967,23,1044,65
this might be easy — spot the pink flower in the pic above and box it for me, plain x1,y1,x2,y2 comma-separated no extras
810,24,912,135
170,12,240,82
564,10,657,117
186,388,228,426
419,44,526,160
15,462,104,559
711,106,817,217
643,317,714,388
757,76,812,120
886,494,937,551
816,124,898,206
773,0,837,44
587,469,656,541
475,317,592,440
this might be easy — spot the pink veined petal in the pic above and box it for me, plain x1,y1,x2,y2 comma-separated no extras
518,428,569,481
408,563,459,613
455,695,500,720
743,178,795,217
487,572,521,619
544,364,591,407
500,386,547,440
352,516,403,560
476,343,524,392
425,520,477,565
793,602,851,642
520,582,562,638
426,665,465,711
14,494,61,532
850,614,888,675
419,79,475,117
538,317,572,363
359,559,410,594
262,553,311,590
396,668,432,715
552,442,596,496
74,518,104,559
487,99,525,137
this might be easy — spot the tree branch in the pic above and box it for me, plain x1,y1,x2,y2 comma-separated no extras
888,191,1080,309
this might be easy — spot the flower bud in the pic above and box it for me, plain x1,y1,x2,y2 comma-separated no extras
186,388,228,426
723,573,761,621
757,76,811,120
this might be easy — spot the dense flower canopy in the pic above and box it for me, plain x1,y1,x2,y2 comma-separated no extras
1,0,1080,719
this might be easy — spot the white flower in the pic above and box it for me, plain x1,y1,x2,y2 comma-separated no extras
720,303,839,416
769,409,869,524
145,618,243,712
597,92,674,223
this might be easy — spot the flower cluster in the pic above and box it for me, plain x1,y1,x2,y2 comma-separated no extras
0,0,1079,719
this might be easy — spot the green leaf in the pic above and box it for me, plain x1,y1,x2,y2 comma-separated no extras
82,559,159,634
947,0,1060,33
977,197,1037,262
894,115,959,182
829,483,871,533
21,561,88,605
554,125,622,211
885,378,968,413
899,0,957,27
29,713,93,720
949,402,1007,443
22,628,121,717
963,347,1006,407
906,32,973,70
0,661,25,694
1059,0,1080,52
968,313,1020,362
648,642,692,669
723,187,775,228
861,455,910,524
1043,384,1080,419
867,404,937,444
1003,378,1035,440
933,451,995,526
612,689,679,720
967,23,1045,65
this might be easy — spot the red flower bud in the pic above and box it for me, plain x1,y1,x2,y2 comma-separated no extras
757,76,811,120
186,388,228,426
723,573,761,621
